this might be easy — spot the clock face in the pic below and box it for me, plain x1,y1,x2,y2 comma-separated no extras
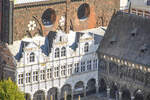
14,0,49,4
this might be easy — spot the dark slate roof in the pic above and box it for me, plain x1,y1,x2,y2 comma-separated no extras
15,41,30,61
98,11,150,66
70,32,84,51
47,31,56,54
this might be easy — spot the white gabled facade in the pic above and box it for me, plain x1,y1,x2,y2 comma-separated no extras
8,27,105,100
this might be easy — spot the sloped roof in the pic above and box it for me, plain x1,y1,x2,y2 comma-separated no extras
98,11,150,66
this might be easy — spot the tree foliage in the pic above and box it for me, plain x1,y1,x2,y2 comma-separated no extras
0,78,25,100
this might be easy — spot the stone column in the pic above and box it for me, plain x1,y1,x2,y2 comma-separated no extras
119,91,122,100
84,85,86,97
131,92,135,100
96,79,99,93
72,89,74,100
107,87,110,100
45,92,47,100
57,89,61,100
31,94,33,100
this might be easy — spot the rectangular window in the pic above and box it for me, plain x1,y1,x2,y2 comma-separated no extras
40,70,45,81
18,74,24,84
93,59,98,70
54,67,59,78
147,0,150,5
26,72,31,83
47,68,52,80
33,71,38,82
75,63,79,73
87,60,92,71
68,64,72,75
81,62,85,72
61,65,66,76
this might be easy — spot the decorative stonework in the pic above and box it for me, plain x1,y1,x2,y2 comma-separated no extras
28,21,36,31
59,16,65,26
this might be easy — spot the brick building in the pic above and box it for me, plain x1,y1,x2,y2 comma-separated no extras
0,0,119,44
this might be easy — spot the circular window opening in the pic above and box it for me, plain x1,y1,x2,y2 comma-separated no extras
77,3,90,20
42,8,56,26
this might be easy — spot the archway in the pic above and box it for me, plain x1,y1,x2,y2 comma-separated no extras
110,82,118,99
99,78,107,96
61,84,72,100
86,78,96,96
134,89,144,100
77,3,90,20
33,90,45,100
122,89,131,100
146,94,150,100
47,87,58,100
25,93,31,100
42,8,56,26
74,81,84,98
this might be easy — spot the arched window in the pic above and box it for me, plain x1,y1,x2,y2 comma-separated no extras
61,47,66,57
30,52,35,62
84,43,89,53
55,48,60,58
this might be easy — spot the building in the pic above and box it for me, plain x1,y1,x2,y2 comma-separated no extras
0,0,121,100
97,11,150,100
7,27,105,100
130,0,150,18
0,0,119,44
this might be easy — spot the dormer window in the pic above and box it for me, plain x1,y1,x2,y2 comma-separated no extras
110,36,117,45
30,52,35,62
130,28,138,37
140,44,148,53
84,43,89,53
61,47,66,57
55,48,60,58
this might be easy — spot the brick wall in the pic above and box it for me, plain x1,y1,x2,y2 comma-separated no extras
13,0,119,41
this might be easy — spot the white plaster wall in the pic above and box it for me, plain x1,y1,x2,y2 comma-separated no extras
120,0,129,10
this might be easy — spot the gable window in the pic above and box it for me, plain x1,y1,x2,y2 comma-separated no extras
55,48,60,58
30,52,35,62
61,47,66,57
61,65,66,76
68,64,73,75
93,59,98,70
87,60,92,71
26,72,31,83
81,62,86,72
75,63,79,73
84,43,89,53
54,67,59,78
40,70,45,81
47,68,52,80
33,71,38,82
18,74,24,85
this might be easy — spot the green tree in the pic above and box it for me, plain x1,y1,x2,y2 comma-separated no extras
0,78,25,100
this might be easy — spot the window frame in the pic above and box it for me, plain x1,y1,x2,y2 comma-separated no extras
61,47,66,57
84,42,89,53
30,52,35,62
55,48,60,58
